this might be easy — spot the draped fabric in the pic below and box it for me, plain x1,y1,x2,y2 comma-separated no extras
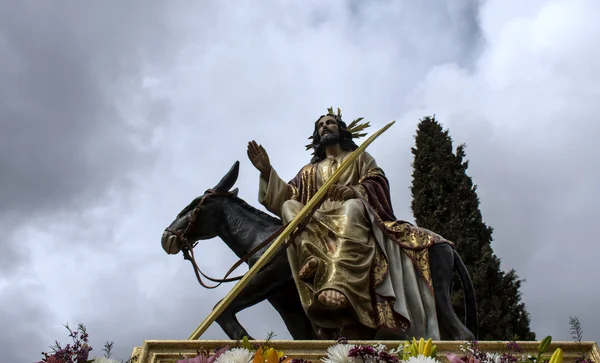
258,151,452,338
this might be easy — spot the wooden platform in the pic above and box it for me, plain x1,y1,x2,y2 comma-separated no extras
130,340,600,363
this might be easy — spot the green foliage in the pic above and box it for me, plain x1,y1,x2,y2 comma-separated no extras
569,316,590,362
535,335,553,363
103,341,115,359
410,115,534,340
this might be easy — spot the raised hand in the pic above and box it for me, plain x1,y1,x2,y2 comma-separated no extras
327,184,356,201
247,140,272,177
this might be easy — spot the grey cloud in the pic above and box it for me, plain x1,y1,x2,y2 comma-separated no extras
0,283,54,363
0,1,176,272
347,0,483,70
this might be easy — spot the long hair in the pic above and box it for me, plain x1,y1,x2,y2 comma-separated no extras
310,115,359,164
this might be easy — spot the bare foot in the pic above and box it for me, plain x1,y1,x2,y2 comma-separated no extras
318,289,347,308
299,257,318,280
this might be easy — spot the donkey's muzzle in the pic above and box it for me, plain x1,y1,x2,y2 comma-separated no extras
162,231,181,255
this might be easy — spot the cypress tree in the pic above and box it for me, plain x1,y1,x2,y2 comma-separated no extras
410,116,535,340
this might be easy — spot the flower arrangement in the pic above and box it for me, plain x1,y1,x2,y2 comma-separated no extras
35,323,93,363
175,336,436,363
35,323,128,363
175,335,593,363
35,317,596,363
176,335,287,363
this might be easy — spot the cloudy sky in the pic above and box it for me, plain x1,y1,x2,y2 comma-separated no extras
1,0,599,361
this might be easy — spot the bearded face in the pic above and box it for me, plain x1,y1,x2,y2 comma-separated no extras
320,130,340,146
310,114,359,164
317,115,341,147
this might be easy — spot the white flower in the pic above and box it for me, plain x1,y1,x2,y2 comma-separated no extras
214,348,253,363
404,354,441,363
92,358,121,363
488,353,502,363
389,347,402,355
321,343,358,363
373,343,387,353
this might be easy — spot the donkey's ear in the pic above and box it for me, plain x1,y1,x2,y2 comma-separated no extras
230,187,239,196
213,161,240,191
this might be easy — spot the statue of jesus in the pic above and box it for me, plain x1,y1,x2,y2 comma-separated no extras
247,108,450,339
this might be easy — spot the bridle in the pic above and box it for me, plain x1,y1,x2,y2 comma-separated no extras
165,188,230,251
164,188,288,289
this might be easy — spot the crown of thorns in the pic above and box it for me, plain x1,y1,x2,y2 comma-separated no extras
305,107,370,151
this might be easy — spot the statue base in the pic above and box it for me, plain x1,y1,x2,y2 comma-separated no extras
130,340,600,363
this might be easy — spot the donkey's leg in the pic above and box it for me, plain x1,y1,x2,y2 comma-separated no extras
429,243,475,340
214,256,291,340
267,280,315,340
213,302,251,340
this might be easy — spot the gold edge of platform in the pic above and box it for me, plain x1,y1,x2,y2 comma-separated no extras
131,340,600,363
589,342,600,363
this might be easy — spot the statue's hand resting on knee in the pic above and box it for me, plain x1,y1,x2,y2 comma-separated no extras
327,184,356,201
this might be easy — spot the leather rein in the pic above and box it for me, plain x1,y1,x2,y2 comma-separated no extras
165,189,314,290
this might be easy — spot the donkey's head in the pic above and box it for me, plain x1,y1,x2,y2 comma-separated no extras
161,161,240,255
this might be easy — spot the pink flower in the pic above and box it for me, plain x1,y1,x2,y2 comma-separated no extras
446,353,482,363
177,346,229,363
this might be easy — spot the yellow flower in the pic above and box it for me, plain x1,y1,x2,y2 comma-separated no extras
265,348,280,363
549,348,563,363
264,347,285,360
252,347,264,363
252,347,285,363
408,337,436,357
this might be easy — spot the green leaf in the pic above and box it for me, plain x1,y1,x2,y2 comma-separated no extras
242,336,252,350
539,336,552,355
